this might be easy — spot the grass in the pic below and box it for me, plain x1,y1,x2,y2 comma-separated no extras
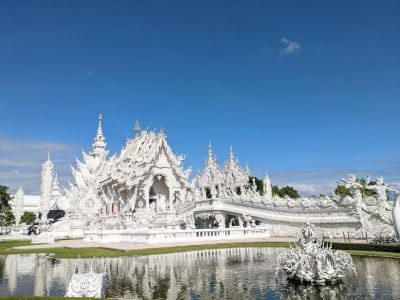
0,240,291,258
2,239,400,259
344,249,400,258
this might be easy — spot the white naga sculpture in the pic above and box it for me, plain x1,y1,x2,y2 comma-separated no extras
276,220,356,285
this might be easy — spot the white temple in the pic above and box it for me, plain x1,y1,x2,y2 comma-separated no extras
33,114,400,243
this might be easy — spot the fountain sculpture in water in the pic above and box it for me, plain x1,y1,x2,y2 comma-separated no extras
276,220,357,285
65,258,107,298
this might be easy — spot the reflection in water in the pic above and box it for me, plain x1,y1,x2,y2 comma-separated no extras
0,248,400,299
0,256,4,281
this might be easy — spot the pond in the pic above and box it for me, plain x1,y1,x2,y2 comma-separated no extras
1,247,400,299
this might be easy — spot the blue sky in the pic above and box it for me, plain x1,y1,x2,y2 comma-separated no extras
0,1,399,195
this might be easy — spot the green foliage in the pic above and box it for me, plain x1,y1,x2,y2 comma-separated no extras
334,185,351,197
0,185,11,207
272,185,300,199
0,240,290,258
249,177,264,195
21,211,36,225
334,178,376,197
0,185,15,230
0,206,15,227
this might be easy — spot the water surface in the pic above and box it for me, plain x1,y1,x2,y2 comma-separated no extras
1,247,400,299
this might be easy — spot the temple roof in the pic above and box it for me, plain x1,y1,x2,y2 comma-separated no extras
223,146,250,188
103,129,190,187
197,142,224,187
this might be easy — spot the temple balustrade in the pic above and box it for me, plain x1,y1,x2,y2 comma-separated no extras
84,226,269,244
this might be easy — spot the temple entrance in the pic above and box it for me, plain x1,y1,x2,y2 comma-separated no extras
149,176,169,212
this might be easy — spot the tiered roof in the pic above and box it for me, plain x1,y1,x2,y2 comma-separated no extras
105,127,190,188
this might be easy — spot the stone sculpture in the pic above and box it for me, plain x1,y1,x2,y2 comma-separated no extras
276,220,356,285
392,193,400,239
65,258,107,298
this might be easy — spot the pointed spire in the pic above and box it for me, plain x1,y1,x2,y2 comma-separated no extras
160,126,166,137
264,172,270,182
47,147,51,162
229,145,235,162
92,113,107,157
134,119,140,136
97,113,103,135
208,141,213,158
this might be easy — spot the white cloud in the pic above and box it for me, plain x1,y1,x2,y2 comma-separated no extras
0,138,79,194
280,37,301,55
288,183,336,197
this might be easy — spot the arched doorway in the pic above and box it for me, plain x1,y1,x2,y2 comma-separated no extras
149,176,169,212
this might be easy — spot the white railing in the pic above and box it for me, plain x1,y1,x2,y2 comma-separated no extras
192,198,358,224
84,227,270,244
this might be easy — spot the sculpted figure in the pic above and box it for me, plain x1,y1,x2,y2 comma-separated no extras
366,176,397,203
157,194,166,212
173,191,182,211
276,220,357,284
263,175,273,200
343,174,363,203
389,186,400,238
214,213,225,228
193,187,201,201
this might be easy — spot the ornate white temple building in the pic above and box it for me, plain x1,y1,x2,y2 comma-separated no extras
36,115,400,243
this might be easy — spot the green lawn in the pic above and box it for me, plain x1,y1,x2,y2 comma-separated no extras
0,240,290,258
1,239,400,259
344,249,400,258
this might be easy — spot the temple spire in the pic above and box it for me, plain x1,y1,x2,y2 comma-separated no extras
134,119,140,136
208,141,213,158
229,145,234,162
92,113,107,157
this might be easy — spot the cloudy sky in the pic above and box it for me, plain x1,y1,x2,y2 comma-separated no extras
0,1,399,195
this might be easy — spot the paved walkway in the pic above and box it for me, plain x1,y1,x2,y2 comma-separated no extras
12,237,296,251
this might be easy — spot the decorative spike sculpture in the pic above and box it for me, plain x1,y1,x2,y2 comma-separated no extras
276,220,357,285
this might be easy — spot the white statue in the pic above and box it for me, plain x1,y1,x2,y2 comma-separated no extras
65,259,107,298
277,220,357,284
157,194,166,212
366,176,397,203
390,187,400,238
342,174,363,203
263,174,272,200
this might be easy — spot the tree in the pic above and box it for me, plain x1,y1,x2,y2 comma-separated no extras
0,206,15,233
272,185,300,199
334,178,376,197
0,185,15,233
21,211,36,225
334,185,351,197
249,177,264,195
0,185,11,207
